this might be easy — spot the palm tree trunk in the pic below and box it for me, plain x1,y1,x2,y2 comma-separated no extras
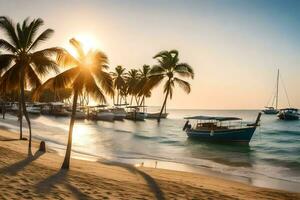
20,69,32,155
18,94,23,140
61,89,79,170
157,88,169,123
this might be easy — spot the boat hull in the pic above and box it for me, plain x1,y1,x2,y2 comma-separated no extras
262,109,279,114
186,127,256,144
278,113,299,120
126,112,147,121
146,112,168,119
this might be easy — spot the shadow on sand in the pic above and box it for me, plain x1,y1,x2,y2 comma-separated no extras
0,150,45,175
35,170,91,200
102,161,165,200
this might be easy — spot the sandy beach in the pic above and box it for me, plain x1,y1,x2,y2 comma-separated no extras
0,128,299,200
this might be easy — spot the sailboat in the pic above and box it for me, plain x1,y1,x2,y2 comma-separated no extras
262,69,280,114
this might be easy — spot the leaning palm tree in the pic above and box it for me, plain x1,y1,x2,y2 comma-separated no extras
0,17,60,154
149,50,194,122
34,38,114,169
137,65,152,106
111,65,126,105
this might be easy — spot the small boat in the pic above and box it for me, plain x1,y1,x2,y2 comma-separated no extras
263,69,279,115
110,107,127,120
146,112,169,119
278,108,299,120
74,109,87,119
41,102,70,117
125,106,147,121
262,107,279,115
89,105,114,121
183,113,261,144
26,104,41,115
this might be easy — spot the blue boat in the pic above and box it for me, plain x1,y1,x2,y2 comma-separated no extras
183,113,261,144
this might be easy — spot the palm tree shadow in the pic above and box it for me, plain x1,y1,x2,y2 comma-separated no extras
35,170,91,200
102,161,165,200
0,150,44,175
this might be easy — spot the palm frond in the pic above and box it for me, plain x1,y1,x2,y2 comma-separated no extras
174,63,194,78
93,70,114,97
0,16,20,49
174,77,191,93
84,73,107,104
29,29,54,51
33,67,79,100
70,38,85,60
26,18,44,48
56,48,78,67
26,66,41,89
0,39,17,53
0,54,16,72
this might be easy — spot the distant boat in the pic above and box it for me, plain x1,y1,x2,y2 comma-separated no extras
125,106,147,121
89,105,114,121
74,108,87,119
41,102,70,117
26,104,41,115
146,112,169,119
278,108,299,120
110,107,127,121
183,113,261,144
263,69,279,115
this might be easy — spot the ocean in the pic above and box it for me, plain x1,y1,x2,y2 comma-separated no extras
1,109,299,192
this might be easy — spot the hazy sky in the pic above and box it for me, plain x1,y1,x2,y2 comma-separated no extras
0,0,299,109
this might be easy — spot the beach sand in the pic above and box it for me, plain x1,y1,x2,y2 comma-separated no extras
0,129,299,200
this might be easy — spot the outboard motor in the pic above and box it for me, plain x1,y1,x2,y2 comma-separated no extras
183,120,190,131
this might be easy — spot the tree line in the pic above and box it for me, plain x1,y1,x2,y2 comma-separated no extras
0,17,194,169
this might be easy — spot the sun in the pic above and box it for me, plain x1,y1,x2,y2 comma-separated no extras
64,33,102,58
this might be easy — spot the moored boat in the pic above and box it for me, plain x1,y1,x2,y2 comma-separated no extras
110,107,127,120
146,112,169,119
125,106,147,121
88,105,114,121
26,104,41,115
262,107,279,115
263,69,279,115
183,113,261,144
278,108,299,120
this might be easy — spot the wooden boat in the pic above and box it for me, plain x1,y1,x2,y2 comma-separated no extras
88,105,114,121
125,106,147,121
146,112,169,119
41,102,70,117
278,108,299,120
183,113,261,144
26,104,41,115
263,69,279,115
110,107,127,120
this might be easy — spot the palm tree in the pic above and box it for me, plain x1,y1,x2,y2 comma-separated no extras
149,50,194,122
126,69,140,105
137,65,151,106
34,38,114,169
0,17,60,154
111,65,126,105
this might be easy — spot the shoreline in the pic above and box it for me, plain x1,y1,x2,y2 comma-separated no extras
0,128,299,199
1,116,300,193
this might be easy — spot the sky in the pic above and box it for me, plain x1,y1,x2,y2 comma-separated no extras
0,0,299,109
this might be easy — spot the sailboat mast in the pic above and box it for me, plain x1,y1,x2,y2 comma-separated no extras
275,69,279,109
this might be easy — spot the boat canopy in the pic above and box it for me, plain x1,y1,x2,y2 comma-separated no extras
184,115,242,121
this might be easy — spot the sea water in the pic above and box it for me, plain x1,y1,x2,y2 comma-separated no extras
1,109,299,192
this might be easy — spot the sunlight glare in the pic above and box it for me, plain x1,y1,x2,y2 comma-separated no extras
64,33,102,58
